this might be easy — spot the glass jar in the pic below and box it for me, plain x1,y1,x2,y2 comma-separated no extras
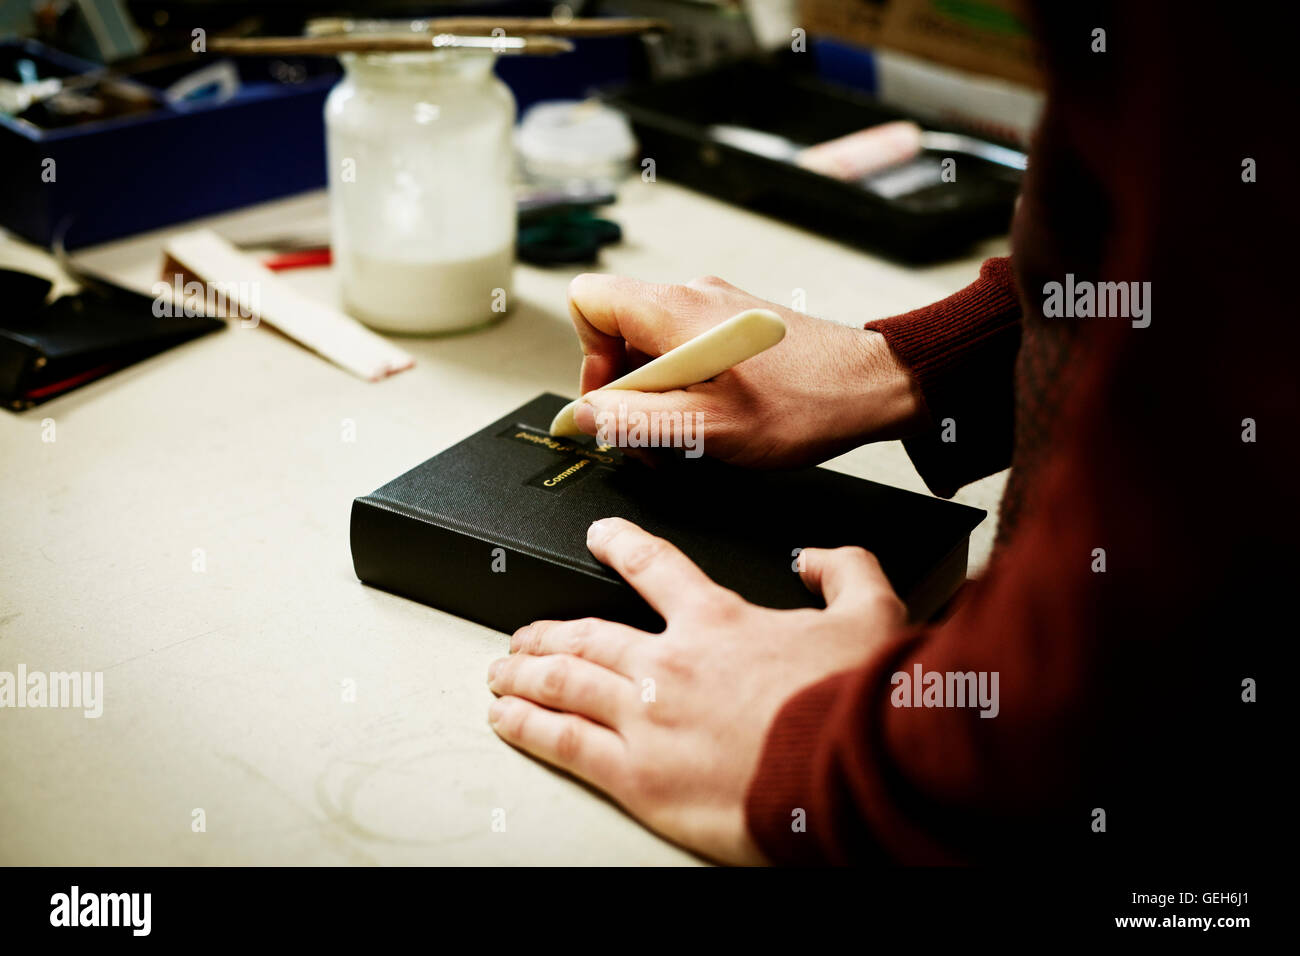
325,50,515,334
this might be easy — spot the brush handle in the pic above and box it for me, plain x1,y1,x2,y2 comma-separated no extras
209,34,574,56
397,17,668,37
209,18,670,57
549,308,787,437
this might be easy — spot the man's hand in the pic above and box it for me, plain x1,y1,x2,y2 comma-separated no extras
486,517,907,865
565,273,927,468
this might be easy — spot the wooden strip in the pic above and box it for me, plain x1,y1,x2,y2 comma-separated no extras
162,230,414,382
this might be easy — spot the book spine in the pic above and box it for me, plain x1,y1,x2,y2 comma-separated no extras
903,538,970,624
349,496,663,635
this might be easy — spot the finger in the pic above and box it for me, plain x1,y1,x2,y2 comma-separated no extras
489,695,627,795
488,653,632,728
586,517,723,619
511,618,647,676
573,389,716,455
798,546,901,616
567,274,712,394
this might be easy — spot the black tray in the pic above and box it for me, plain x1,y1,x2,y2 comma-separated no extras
605,58,1023,262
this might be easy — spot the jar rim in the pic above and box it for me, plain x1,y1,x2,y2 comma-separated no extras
338,50,499,84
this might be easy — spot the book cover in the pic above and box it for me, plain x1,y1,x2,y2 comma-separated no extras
350,393,986,633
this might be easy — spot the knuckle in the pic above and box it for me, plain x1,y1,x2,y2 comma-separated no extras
565,618,597,655
701,591,745,625
647,641,695,683
687,274,728,289
841,586,903,625
655,282,705,310
502,701,530,739
628,761,668,802
540,657,569,697
524,625,549,655
851,546,884,573
492,656,517,686
643,692,676,728
554,721,583,764
873,590,906,619
621,538,667,577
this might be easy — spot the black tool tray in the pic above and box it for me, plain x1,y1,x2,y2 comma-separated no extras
604,57,1023,261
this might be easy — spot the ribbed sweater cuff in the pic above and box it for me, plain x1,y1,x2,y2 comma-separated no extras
744,671,852,866
865,256,1022,415
744,628,926,866
864,257,1022,497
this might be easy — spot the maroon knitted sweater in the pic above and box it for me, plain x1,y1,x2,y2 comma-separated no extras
744,1,1290,864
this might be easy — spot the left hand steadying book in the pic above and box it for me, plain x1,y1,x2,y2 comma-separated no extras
487,516,906,866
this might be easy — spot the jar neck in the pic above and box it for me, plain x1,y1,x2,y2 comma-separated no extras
340,51,497,90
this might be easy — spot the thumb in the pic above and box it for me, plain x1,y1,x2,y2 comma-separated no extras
798,546,900,616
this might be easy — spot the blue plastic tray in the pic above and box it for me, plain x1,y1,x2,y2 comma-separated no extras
0,38,338,249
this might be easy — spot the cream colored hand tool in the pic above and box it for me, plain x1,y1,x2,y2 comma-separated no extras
549,307,787,436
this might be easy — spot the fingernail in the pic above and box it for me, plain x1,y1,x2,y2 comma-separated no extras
487,659,504,682
510,625,531,652
588,519,612,545
574,398,598,435
489,697,509,724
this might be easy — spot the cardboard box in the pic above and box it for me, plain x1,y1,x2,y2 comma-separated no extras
801,0,1043,87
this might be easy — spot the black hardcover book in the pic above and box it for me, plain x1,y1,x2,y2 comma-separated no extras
350,393,986,633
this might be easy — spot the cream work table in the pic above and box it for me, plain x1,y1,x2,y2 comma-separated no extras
0,181,1008,865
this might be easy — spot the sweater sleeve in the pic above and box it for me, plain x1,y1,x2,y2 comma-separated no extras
743,457,1101,865
745,0,1286,869
865,257,1022,498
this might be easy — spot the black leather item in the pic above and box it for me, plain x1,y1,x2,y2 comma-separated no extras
0,268,53,315
350,393,987,634
0,269,224,410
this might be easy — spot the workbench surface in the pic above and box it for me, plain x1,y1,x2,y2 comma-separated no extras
0,181,1007,864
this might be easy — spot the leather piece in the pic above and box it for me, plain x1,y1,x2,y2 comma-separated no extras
0,272,224,408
